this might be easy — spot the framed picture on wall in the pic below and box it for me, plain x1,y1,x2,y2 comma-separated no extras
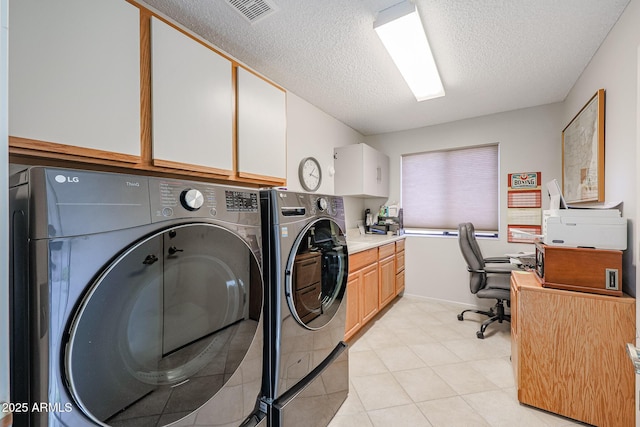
561,88,605,203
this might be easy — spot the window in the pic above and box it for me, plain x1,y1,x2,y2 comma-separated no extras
401,144,499,235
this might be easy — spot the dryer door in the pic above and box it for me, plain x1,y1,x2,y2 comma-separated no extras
286,218,348,330
65,223,262,426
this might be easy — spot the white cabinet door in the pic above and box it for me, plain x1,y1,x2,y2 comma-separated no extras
334,144,365,196
334,143,389,198
151,18,233,174
9,0,140,157
237,67,286,181
375,148,390,198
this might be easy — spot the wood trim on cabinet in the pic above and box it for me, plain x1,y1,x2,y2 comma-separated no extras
9,150,276,188
11,0,287,189
152,158,233,177
232,64,238,177
127,0,237,66
237,171,286,186
236,64,286,92
9,137,140,164
139,7,152,166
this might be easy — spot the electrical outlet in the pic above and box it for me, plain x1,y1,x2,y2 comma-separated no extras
605,268,619,290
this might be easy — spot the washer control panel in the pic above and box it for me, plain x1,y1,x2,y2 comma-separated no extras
316,197,328,212
225,190,259,212
180,188,204,211
149,178,259,223
274,191,345,225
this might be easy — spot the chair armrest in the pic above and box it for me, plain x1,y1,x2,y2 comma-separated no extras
484,264,519,274
466,267,486,274
483,256,511,263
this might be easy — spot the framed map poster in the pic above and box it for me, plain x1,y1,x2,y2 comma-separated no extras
562,88,605,203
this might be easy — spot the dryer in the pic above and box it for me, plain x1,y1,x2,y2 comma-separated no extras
9,167,266,427
260,190,349,427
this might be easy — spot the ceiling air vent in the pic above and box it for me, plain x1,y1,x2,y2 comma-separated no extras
226,0,279,24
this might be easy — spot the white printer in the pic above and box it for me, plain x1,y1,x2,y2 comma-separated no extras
542,209,627,250
541,179,627,250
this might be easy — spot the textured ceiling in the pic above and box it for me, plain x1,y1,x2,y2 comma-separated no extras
139,0,630,136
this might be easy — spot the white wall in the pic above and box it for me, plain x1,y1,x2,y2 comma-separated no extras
556,0,640,420
365,103,564,306
561,0,639,297
1,0,10,417
285,91,365,228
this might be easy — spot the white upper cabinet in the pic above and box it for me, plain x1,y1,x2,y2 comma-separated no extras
237,67,286,181
9,0,140,157
334,143,390,198
150,17,233,174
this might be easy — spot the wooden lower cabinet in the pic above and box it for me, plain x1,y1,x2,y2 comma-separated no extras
511,271,635,427
344,250,378,340
378,244,396,309
395,240,405,295
361,263,380,324
344,272,362,340
395,269,405,296
345,240,405,341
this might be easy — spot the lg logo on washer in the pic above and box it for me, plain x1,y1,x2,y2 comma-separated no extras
54,174,80,184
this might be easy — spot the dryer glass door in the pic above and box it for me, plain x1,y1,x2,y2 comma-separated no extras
286,218,348,330
65,223,262,426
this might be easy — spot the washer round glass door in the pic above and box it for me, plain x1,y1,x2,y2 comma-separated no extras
286,218,348,330
65,223,262,426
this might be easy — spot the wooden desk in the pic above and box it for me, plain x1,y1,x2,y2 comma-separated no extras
510,271,635,426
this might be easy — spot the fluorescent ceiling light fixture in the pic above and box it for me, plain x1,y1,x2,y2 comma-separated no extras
374,1,444,101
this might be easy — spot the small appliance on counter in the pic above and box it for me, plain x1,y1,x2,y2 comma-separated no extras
365,208,374,228
375,208,404,235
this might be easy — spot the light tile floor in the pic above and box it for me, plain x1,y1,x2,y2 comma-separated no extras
328,296,589,427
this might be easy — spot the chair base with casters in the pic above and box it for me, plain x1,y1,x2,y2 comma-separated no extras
457,222,518,339
457,298,510,339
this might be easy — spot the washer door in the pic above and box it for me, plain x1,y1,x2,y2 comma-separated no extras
286,218,348,330
65,223,262,426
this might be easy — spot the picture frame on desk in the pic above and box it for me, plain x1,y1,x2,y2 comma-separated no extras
562,88,605,203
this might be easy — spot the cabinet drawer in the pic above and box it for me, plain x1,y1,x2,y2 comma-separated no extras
378,243,395,260
396,269,405,295
396,251,405,273
349,248,377,272
395,239,405,253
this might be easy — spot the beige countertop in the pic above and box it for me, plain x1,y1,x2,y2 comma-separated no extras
346,230,405,254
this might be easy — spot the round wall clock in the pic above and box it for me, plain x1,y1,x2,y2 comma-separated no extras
298,157,322,192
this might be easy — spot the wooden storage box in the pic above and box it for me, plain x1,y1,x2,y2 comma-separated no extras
535,242,622,296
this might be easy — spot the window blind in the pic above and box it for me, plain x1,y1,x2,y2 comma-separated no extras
401,144,499,232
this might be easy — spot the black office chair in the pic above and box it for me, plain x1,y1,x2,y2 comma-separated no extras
457,222,518,339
